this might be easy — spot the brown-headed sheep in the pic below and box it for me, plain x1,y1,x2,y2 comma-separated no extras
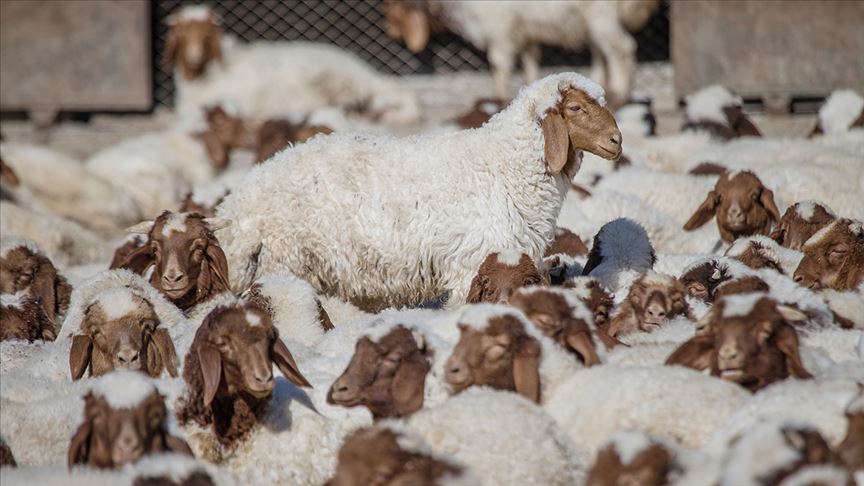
794,218,864,291
586,431,681,486
545,227,589,258
681,85,761,140
665,293,812,392
770,201,837,251
69,287,179,380
684,170,780,244
606,271,692,338
118,211,231,312
197,105,256,171
724,236,798,275
678,259,732,303
712,275,771,301
466,250,547,304
327,426,464,486
328,325,431,419
68,371,192,469
176,302,310,447
563,276,616,328
163,7,222,82
0,239,71,323
1,291,57,342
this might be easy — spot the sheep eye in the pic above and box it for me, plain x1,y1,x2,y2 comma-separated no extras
751,192,759,200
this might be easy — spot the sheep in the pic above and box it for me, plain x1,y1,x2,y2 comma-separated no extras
1,291,57,342
665,293,812,392
443,303,582,404
606,271,693,338
68,371,192,469
770,201,837,251
679,258,735,303
545,227,589,258
68,286,179,380
384,0,658,106
466,250,547,304
0,238,72,323
794,218,864,291
680,85,762,140
809,89,864,137
586,430,699,486
543,227,589,284
563,276,616,328
327,424,469,486
452,97,506,129
117,212,231,312
684,170,781,244
724,235,804,275
581,218,656,293
819,287,864,329
110,235,148,270
838,388,863,471
215,73,622,310
254,118,334,164
166,6,420,124
175,302,311,449
196,105,256,171
712,274,772,301
508,286,621,366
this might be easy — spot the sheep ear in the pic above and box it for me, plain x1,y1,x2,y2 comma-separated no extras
777,304,808,323
271,338,312,388
164,434,194,456
69,335,93,381
151,328,179,377
162,28,180,68
113,243,155,275
403,9,430,53
684,190,720,230
390,355,430,416
665,334,716,371
466,274,487,304
512,335,541,403
759,187,781,223
203,242,231,293
565,331,601,367
775,325,812,379
197,343,222,407
126,221,155,234
542,112,570,175
606,305,636,338
203,217,231,232
0,160,21,186
200,130,229,170
67,416,92,468
723,106,762,138
31,263,59,322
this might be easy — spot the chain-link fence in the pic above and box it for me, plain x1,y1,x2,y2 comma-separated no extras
153,0,670,106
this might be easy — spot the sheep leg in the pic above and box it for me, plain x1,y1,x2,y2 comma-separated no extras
521,44,541,86
589,22,636,108
488,45,516,100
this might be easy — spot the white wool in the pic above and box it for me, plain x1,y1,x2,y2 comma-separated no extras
609,430,654,465
820,288,864,329
720,422,804,486
565,276,596,300
0,290,28,309
725,236,803,276
793,200,835,221
245,310,262,327
818,89,864,134
91,287,143,322
161,212,188,237
244,274,330,348
585,218,655,292
457,303,525,332
0,237,41,259
685,85,740,125
848,389,864,414
90,370,157,409
216,73,600,308
720,292,768,318
778,465,852,486
639,270,675,287
171,5,215,23
615,103,654,138
494,249,526,266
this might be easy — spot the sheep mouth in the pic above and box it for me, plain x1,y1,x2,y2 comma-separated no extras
595,145,622,160
719,368,744,380
641,322,662,332
327,390,361,407
162,286,192,299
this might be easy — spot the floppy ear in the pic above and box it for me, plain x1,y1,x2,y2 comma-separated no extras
199,130,229,170
565,331,601,367
197,343,222,407
403,8,430,53
0,160,21,186
606,305,637,338
769,223,786,244
67,416,92,468
723,106,762,138
390,354,430,416
31,262,58,322
164,434,194,456
775,324,812,379
69,335,93,380
150,328,179,377
271,337,312,388
466,274,487,304
759,187,781,223
512,335,541,403
205,23,223,65
115,243,155,275
203,241,230,292
162,28,181,69
665,335,715,371
594,329,624,350
684,190,720,230
542,112,570,175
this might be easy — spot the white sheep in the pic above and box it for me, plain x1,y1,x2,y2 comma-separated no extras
810,89,864,136
216,72,622,309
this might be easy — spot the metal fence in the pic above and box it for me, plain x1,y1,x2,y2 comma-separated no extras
153,0,670,106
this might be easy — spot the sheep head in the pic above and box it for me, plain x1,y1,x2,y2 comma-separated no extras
163,6,222,81
383,0,437,54
545,227,589,258
197,105,255,170
1,291,56,342
794,218,864,291
684,170,780,243
0,241,70,322
678,260,731,303
770,201,836,251
70,288,178,380
466,251,546,304
587,431,677,486
607,272,692,338
724,237,785,274
120,212,231,311
542,87,622,175
68,371,191,469
328,325,430,419
444,306,541,403
563,276,616,328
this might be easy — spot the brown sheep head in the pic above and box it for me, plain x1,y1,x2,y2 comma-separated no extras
508,286,621,367
444,305,542,403
678,259,732,303
68,371,192,469
607,272,692,338
770,201,836,251
666,293,812,392
467,251,547,304
327,426,463,486
163,6,222,81
724,237,786,274
794,218,864,291
119,212,231,311
0,240,71,323
197,105,256,170
712,275,771,301
563,276,616,328
70,288,178,380
328,325,431,419
1,291,57,342
545,227,589,258
684,170,780,243
587,431,679,486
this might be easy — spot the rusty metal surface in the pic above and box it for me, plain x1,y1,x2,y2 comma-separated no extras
0,0,151,112
672,0,864,99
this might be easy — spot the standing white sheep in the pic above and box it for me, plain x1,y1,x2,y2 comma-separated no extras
216,72,622,310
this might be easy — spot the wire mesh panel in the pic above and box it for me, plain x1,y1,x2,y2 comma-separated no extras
153,0,670,106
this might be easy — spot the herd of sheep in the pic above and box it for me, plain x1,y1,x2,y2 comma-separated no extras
1,2,863,486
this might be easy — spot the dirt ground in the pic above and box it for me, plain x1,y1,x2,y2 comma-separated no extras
0,63,817,161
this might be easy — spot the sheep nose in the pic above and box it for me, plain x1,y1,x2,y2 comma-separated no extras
163,271,185,284
116,348,140,366
719,346,738,361
254,370,273,385
609,132,622,146
646,305,666,320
